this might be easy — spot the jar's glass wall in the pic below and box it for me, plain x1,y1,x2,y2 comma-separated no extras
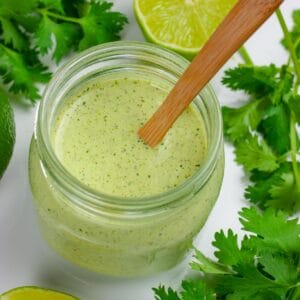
29,42,224,277
29,140,224,276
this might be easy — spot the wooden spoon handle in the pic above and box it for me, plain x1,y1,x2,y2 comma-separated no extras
139,0,283,147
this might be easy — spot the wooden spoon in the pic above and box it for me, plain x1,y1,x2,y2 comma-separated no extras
138,0,283,147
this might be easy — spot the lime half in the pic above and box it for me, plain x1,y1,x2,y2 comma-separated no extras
134,0,237,60
0,286,79,300
0,90,15,179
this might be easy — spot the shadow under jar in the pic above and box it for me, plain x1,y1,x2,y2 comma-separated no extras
29,41,224,277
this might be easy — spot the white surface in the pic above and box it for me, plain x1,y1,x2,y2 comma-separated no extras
0,1,298,299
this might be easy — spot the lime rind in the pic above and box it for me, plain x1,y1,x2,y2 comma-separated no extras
0,90,15,179
0,286,79,300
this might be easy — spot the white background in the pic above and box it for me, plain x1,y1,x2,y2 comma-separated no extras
0,1,299,299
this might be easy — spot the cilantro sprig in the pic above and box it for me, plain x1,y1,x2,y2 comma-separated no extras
154,7,300,300
154,207,300,300
0,0,128,102
222,9,300,214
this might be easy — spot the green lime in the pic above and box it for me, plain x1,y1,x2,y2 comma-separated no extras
134,0,237,60
0,286,79,300
0,90,15,179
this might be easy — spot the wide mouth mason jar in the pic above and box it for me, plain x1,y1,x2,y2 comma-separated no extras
29,41,224,277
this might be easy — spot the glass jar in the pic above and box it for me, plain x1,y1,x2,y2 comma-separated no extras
29,41,224,277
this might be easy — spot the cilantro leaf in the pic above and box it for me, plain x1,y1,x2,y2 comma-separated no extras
0,17,28,51
216,260,288,299
245,163,299,213
222,99,267,142
35,15,79,62
13,13,42,34
61,0,86,17
245,174,274,208
239,207,300,253
211,224,298,299
234,135,279,172
153,286,180,300
258,104,290,155
78,1,128,50
212,229,249,266
181,281,214,300
40,0,65,14
222,65,278,97
268,171,300,212
153,281,214,300
191,249,232,275
0,46,50,101
0,0,37,17
258,251,299,286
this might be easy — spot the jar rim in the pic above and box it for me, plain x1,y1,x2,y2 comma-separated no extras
35,41,223,214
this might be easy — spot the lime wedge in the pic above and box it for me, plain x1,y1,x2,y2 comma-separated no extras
134,0,237,59
0,90,15,179
0,286,79,300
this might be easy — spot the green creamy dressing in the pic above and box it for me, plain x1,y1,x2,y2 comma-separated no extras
29,73,224,277
52,76,207,197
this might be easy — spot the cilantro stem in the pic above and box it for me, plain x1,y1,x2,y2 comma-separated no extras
39,9,81,24
238,46,253,65
290,112,300,193
288,285,300,300
276,9,300,82
289,259,300,300
276,9,300,194
0,43,17,56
